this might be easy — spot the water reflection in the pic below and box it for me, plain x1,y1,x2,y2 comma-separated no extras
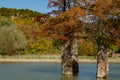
61,74,78,80
96,72,109,80
96,78,108,80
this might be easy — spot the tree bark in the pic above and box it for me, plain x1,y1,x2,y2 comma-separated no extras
63,0,66,12
61,38,79,75
96,45,109,78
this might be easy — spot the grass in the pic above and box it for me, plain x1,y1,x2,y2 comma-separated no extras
78,56,96,60
0,54,96,60
0,54,61,60
0,55,119,62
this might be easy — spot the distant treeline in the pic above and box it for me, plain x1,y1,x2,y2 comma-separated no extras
0,7,43,18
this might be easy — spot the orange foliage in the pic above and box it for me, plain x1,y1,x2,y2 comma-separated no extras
41,0,120,46
33,15,49,24
40,7,87,44
90,0,120,46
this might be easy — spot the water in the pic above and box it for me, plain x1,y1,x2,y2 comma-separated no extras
0,62,120,80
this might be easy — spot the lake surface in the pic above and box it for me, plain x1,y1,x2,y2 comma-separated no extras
0,62,120,80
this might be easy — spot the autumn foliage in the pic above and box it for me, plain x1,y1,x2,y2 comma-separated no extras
41,7,87,44
0,0,120,55
41,0,120,55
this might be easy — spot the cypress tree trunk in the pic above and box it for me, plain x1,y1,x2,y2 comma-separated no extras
96,45,109,78
61,38,79,75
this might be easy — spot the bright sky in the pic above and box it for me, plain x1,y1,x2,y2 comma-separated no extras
0,0,54,13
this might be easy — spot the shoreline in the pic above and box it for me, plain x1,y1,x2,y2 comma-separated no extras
0,59,120,63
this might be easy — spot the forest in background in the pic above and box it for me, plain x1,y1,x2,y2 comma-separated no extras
0,7,120,56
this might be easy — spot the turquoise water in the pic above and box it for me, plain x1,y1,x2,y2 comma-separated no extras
0,62,120,80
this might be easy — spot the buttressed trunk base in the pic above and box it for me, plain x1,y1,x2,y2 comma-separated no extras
61,38,79,75
97,45,109,78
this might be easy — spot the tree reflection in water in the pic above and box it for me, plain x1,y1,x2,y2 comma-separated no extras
61,74,78,80
96,74,109,80
61,73,109,80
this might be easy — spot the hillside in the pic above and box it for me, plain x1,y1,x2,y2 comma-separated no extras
0,7,43,19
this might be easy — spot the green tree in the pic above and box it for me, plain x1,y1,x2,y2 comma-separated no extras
78,41,95,56
26,37,58,54
0,19,27,55
0,7,43,19
110,45,119,53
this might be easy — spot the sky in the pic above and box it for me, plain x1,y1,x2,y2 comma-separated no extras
0,0,54,13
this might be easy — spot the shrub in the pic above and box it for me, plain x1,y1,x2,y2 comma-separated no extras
0,19,27,55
